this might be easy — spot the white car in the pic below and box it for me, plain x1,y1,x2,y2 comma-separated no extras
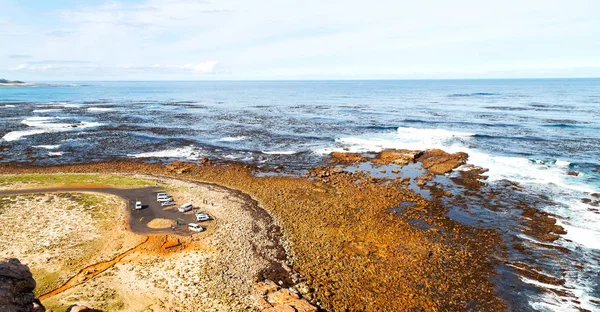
178,203,193,212
195,212,211,222
161,201,174,207
135,201,142,210
188,223,204,232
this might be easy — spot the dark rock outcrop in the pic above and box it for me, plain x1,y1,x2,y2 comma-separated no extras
0,258,101,312
0,258,36,312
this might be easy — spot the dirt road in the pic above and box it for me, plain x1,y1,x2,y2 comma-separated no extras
0,187,197,235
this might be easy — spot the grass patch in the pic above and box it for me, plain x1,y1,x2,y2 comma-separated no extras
54,192,119,222
0,173,158,188
31,268,62,297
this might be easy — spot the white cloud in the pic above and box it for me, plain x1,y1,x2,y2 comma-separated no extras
1,0,600,79
9,61,97,72
180,61,218,73
8,60,220,76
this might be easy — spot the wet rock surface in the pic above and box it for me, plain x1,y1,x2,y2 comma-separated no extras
415,149,468,174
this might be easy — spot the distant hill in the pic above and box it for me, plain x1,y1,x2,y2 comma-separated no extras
0,78,25,84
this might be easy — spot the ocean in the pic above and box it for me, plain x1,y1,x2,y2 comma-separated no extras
1,79,599,311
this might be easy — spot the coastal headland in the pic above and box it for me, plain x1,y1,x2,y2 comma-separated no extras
0,148,570,311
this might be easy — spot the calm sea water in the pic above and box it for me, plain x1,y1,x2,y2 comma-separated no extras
1,79,599,311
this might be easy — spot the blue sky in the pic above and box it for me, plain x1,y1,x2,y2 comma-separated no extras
1,0,599,80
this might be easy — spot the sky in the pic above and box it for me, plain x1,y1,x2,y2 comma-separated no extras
0,0,599,80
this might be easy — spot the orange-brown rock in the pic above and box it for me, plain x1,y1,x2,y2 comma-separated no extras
264,305,296,312
329,152,369,164
416,149,468,174
164,161,195,174
267,289,300,305
252,292,273,310
521,208,567,242
254,280,280,295
288,299,318,312
373,149,422,166
199,157,211,166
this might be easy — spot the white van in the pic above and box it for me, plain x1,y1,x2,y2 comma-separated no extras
188,223,204,232
135,201,142,210
178,203,193,212
157,193,171,202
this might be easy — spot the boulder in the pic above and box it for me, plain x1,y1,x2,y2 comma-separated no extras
288,298,318,312
254,280,279,295
374,149,422,166
0,258,36,312
264,305,296,312
165,161,194,174
416,149,468,174
199,157,211,166
267,289,299,305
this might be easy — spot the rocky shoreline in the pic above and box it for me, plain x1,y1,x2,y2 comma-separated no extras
0,147,516,311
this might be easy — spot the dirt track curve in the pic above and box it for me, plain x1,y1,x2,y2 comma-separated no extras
0,187,197,234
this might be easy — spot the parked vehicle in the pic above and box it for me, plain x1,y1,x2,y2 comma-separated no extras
188,223,204,232
135,201,142,210
161,201,175,207
178,203,193,212
195,211,211,222
157,192,171,202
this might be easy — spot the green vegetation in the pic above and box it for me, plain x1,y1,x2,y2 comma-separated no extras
31,268,62,297
55,192,117,222
0,173,159,188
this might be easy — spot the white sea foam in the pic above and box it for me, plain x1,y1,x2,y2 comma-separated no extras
88,107,113,112
2,104,16,108
219,136,248,142
41,102,80,108
3,129,48,141
555,159,571,167
261,150,297,155
33,109,62,113
1,116,103,142
58,103,80,108
521,275,599,312
33,145,60,149
48,151,64,156
127,146,201,160
316,127,474,155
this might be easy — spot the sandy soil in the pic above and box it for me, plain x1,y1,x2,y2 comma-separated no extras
145,218,172,229
4,177,290,312
0,192,146,296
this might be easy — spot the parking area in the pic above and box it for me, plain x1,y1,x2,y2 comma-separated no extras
0,187,208,235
